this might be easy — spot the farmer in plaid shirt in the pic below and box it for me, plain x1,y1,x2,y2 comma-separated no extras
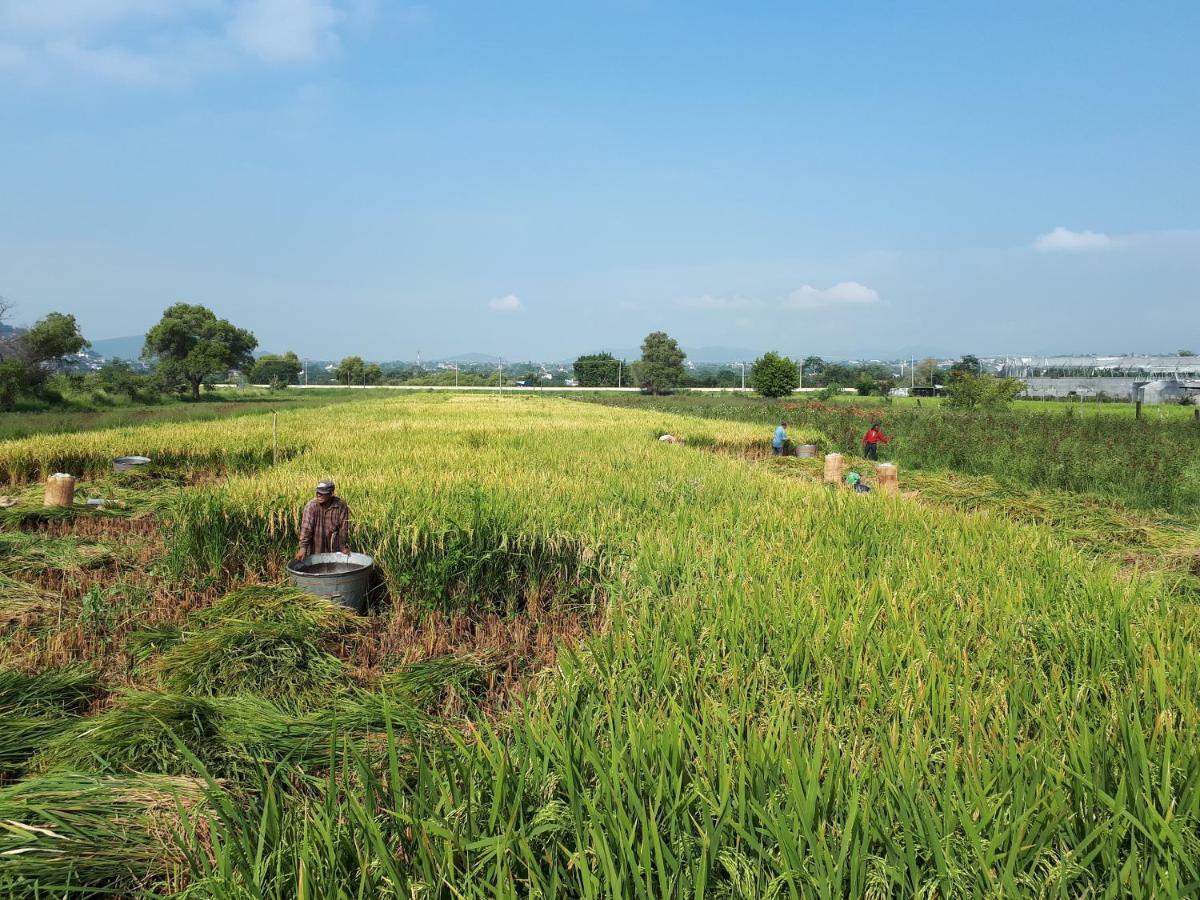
294,480,351,560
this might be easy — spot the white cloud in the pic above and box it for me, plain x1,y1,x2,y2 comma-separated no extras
488,294,522,313
0,1,202,37
1033,226,1200,254
784,281,880,310
228,0,342,63
1033,227,1116,253
675,294,758,310
0,0,392,84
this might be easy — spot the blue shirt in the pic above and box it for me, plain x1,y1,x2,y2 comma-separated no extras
773,426,787,448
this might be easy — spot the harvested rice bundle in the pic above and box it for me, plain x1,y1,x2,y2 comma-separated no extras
0,666,99,778
215,691,433,770
29,692,228,777
0,664,97,717
195,585,360,634
0,773,207,893
380,654,491,712
0,532,113,577
0,717,76,778
157,620,349,708
126,622,185,663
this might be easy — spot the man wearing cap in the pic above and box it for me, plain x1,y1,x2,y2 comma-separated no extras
295,480,351,560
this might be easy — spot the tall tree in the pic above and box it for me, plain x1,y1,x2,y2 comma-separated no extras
915,357,942,387
20,312,89,367
948,354,982,382
143,304,257,399
573,352,622,387
335,356,365,385
0,310,90,410
633,331,686,395
250,352,302,387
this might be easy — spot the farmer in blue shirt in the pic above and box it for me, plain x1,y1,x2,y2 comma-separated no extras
772,421,788,456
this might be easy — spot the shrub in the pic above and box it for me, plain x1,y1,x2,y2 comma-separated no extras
945,373,1025,409
749,352,800,398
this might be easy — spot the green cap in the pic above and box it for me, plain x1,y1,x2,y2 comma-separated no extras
846,472,861,485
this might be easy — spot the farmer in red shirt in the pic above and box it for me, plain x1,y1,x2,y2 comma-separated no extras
862,421,891,460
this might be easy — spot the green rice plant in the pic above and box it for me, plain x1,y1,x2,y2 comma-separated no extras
0,412,310,485
4,394,1200,894
0,772,206,894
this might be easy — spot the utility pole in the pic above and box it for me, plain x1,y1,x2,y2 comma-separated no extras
737,362,746,390
617,360,622,389
498,360,503,396
454,363,458,388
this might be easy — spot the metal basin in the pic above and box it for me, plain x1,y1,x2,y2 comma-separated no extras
113,455,152,473
287,551,374,614
795,444,819,458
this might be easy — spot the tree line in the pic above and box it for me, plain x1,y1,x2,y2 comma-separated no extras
0,297,1022,411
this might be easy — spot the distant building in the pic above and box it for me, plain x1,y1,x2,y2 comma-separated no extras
1002,355,1200,401
911,385,947,397
1134,380,1200,405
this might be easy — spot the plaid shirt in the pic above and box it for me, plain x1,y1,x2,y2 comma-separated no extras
298,496,350,555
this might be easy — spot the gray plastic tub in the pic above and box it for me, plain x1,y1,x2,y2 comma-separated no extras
113,455,152,473
795,444,819,458
287,552,374,614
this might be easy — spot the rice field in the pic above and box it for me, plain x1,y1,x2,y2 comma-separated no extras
1,394,1198,897
573,392,1200,514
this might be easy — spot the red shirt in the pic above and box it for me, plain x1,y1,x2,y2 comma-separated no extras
864,427,890,445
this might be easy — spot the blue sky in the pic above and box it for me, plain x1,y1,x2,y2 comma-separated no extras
1,1,1197,360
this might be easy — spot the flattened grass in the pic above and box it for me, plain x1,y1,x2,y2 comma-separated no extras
157,587,360,707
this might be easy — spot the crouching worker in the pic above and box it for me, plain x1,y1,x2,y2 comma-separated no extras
847,471,871,493
772,421,789,456
295,479,351,560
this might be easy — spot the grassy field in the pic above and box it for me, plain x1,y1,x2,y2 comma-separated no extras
0,388,401,441
572,392,1200,515
813,394,1199,420
1,395,1198,896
